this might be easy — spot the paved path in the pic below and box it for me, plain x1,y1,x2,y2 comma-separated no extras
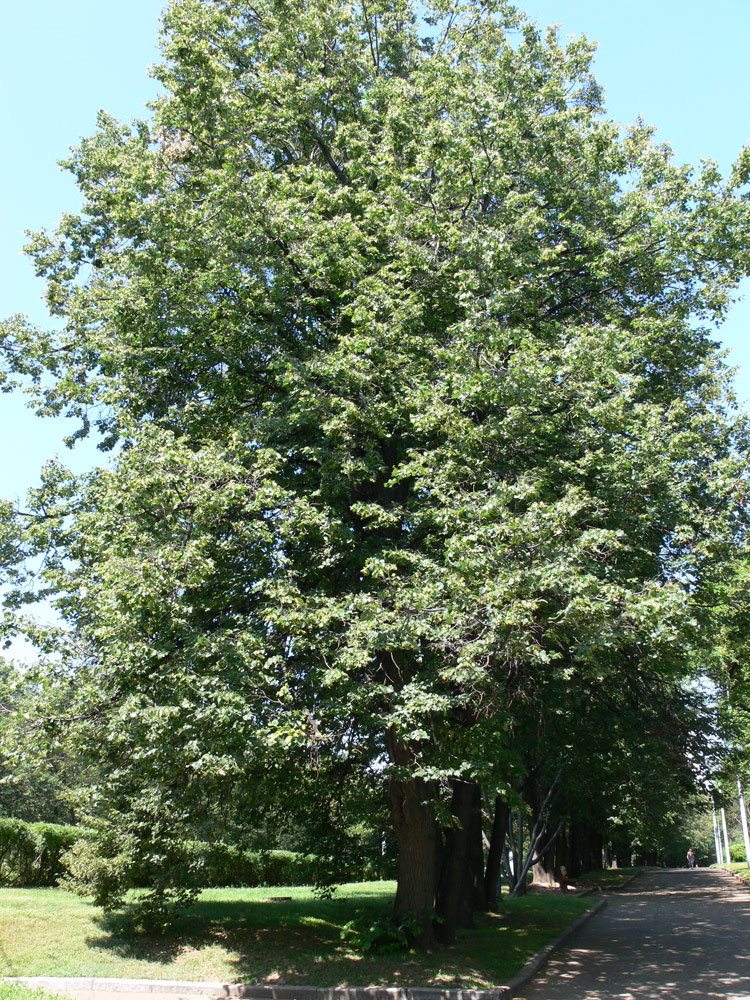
516,868,750,1000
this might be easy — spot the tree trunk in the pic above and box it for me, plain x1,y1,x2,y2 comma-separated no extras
512,810,527,895
619,840,632,868
554,823,568,877
532,847,556,887
386,727,440,949
568,822,581,876
464,783,486,917
484,796,509,909
581,822,592,873
591,830,603,871
435,779,478,944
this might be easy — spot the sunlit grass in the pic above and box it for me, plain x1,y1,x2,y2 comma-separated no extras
0,882,592,986
721,862,750,887
0,987,66,1000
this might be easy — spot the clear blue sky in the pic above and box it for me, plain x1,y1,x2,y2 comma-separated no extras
2,0,749,505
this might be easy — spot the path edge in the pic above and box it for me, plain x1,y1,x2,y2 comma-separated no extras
4,898,608,1000
500,896,607,998
721,865,750,890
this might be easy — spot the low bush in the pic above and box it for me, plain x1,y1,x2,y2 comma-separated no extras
729,842,747,863
341,911,422,953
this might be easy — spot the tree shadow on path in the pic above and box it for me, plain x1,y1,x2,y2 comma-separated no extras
516,868,750,1000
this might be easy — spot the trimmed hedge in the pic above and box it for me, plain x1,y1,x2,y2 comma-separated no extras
63,837,349,893
2,816,385,893
0,818,82,887
182,843,318,887
190,843,327,887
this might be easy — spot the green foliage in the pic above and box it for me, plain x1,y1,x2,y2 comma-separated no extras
0,659,82,824
729,842,747,863
0,986,66,1000
342,910,423,953
184,845,318,888
0,818,83,887
2,0,750,926
62,835,352,899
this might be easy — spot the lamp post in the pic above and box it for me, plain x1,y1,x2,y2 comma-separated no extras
712,799,724,865
721,806,732,866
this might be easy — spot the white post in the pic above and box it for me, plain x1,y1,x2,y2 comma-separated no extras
721,806,732,866
738,776,750,872
712,800,723,864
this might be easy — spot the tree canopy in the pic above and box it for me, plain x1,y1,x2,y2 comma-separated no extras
2,0,750,945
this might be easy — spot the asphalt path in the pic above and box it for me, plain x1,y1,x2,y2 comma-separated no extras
515,868,750,1000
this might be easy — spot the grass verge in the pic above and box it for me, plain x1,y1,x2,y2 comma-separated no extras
0,986,66,1000
721,862,750,887
0,882,593,986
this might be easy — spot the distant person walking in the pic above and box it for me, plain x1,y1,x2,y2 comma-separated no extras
686,848,696,868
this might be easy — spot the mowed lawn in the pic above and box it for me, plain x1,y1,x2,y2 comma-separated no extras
0,881,593,986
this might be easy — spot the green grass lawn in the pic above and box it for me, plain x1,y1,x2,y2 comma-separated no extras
0,882,592,986
0,987,65,1000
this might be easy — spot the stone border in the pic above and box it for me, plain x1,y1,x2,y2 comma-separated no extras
721,865,750,891
500,897,607,998
5,897,609,1000
6,981,506,999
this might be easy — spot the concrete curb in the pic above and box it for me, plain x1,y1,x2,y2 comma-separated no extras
500,896,607,998
721,866,750,891
5,898,609,1000
3,983,524,1000
5,982,505,999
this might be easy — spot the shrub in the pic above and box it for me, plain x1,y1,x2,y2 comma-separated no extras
341,912,422,953
59,833,133,905
0,817,83,887
729,842,747,863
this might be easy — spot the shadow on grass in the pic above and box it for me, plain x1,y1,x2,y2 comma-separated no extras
82,889,590,986
85,892,394,982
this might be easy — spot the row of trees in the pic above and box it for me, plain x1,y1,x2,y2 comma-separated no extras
2,0,750,946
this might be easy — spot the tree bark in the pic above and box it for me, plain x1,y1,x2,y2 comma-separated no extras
386,726,441,949
591,830,603,871
464,784,486,915
435,779,477,944
484,796,509,909
532,848,556,887
569,821,581,876
513,810,527,895
435,781,471,944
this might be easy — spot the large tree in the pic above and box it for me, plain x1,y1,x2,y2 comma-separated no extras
2,0,750,944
